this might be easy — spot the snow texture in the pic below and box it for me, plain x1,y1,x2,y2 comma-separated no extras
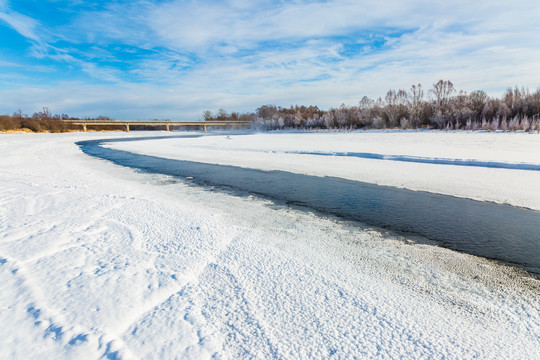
1,131,539,359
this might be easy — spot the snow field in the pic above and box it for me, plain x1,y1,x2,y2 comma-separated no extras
0,132,539,359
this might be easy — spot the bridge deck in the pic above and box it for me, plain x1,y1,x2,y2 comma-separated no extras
62,120,252,132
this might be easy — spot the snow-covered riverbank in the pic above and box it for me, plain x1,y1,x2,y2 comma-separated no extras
107,131,540,210
1,131,539,359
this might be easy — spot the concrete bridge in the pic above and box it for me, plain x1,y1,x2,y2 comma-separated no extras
62,120,252,132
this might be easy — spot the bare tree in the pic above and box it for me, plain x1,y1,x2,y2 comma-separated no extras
217,108,228,120
432,80,455,109
203,110,212,121
410,84,424,127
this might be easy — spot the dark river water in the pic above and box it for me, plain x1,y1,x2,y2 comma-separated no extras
78,136,540,276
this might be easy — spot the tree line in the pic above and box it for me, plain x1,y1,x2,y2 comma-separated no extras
0,108,113,132
206,80,540,132
2,81,539,133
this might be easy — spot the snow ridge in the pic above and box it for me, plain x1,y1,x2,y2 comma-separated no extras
283,150,540,171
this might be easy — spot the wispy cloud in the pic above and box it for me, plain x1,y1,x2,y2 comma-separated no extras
0,6,40,41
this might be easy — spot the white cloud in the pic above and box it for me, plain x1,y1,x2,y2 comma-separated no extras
0,0,539,118
143,0,539,52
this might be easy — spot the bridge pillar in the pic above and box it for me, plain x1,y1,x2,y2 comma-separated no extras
203,124,207,132
166,124,170,131
82,124,87,132
125,124,130,132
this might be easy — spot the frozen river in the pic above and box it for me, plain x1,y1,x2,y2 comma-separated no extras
80,135,540,276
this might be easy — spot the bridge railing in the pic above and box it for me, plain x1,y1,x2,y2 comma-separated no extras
61,119,253,132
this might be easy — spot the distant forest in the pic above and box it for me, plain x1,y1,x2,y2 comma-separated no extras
0,108,114,132
207,80,540,131
1,80,539,132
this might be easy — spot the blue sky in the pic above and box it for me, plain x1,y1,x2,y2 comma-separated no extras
0,0,539,120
